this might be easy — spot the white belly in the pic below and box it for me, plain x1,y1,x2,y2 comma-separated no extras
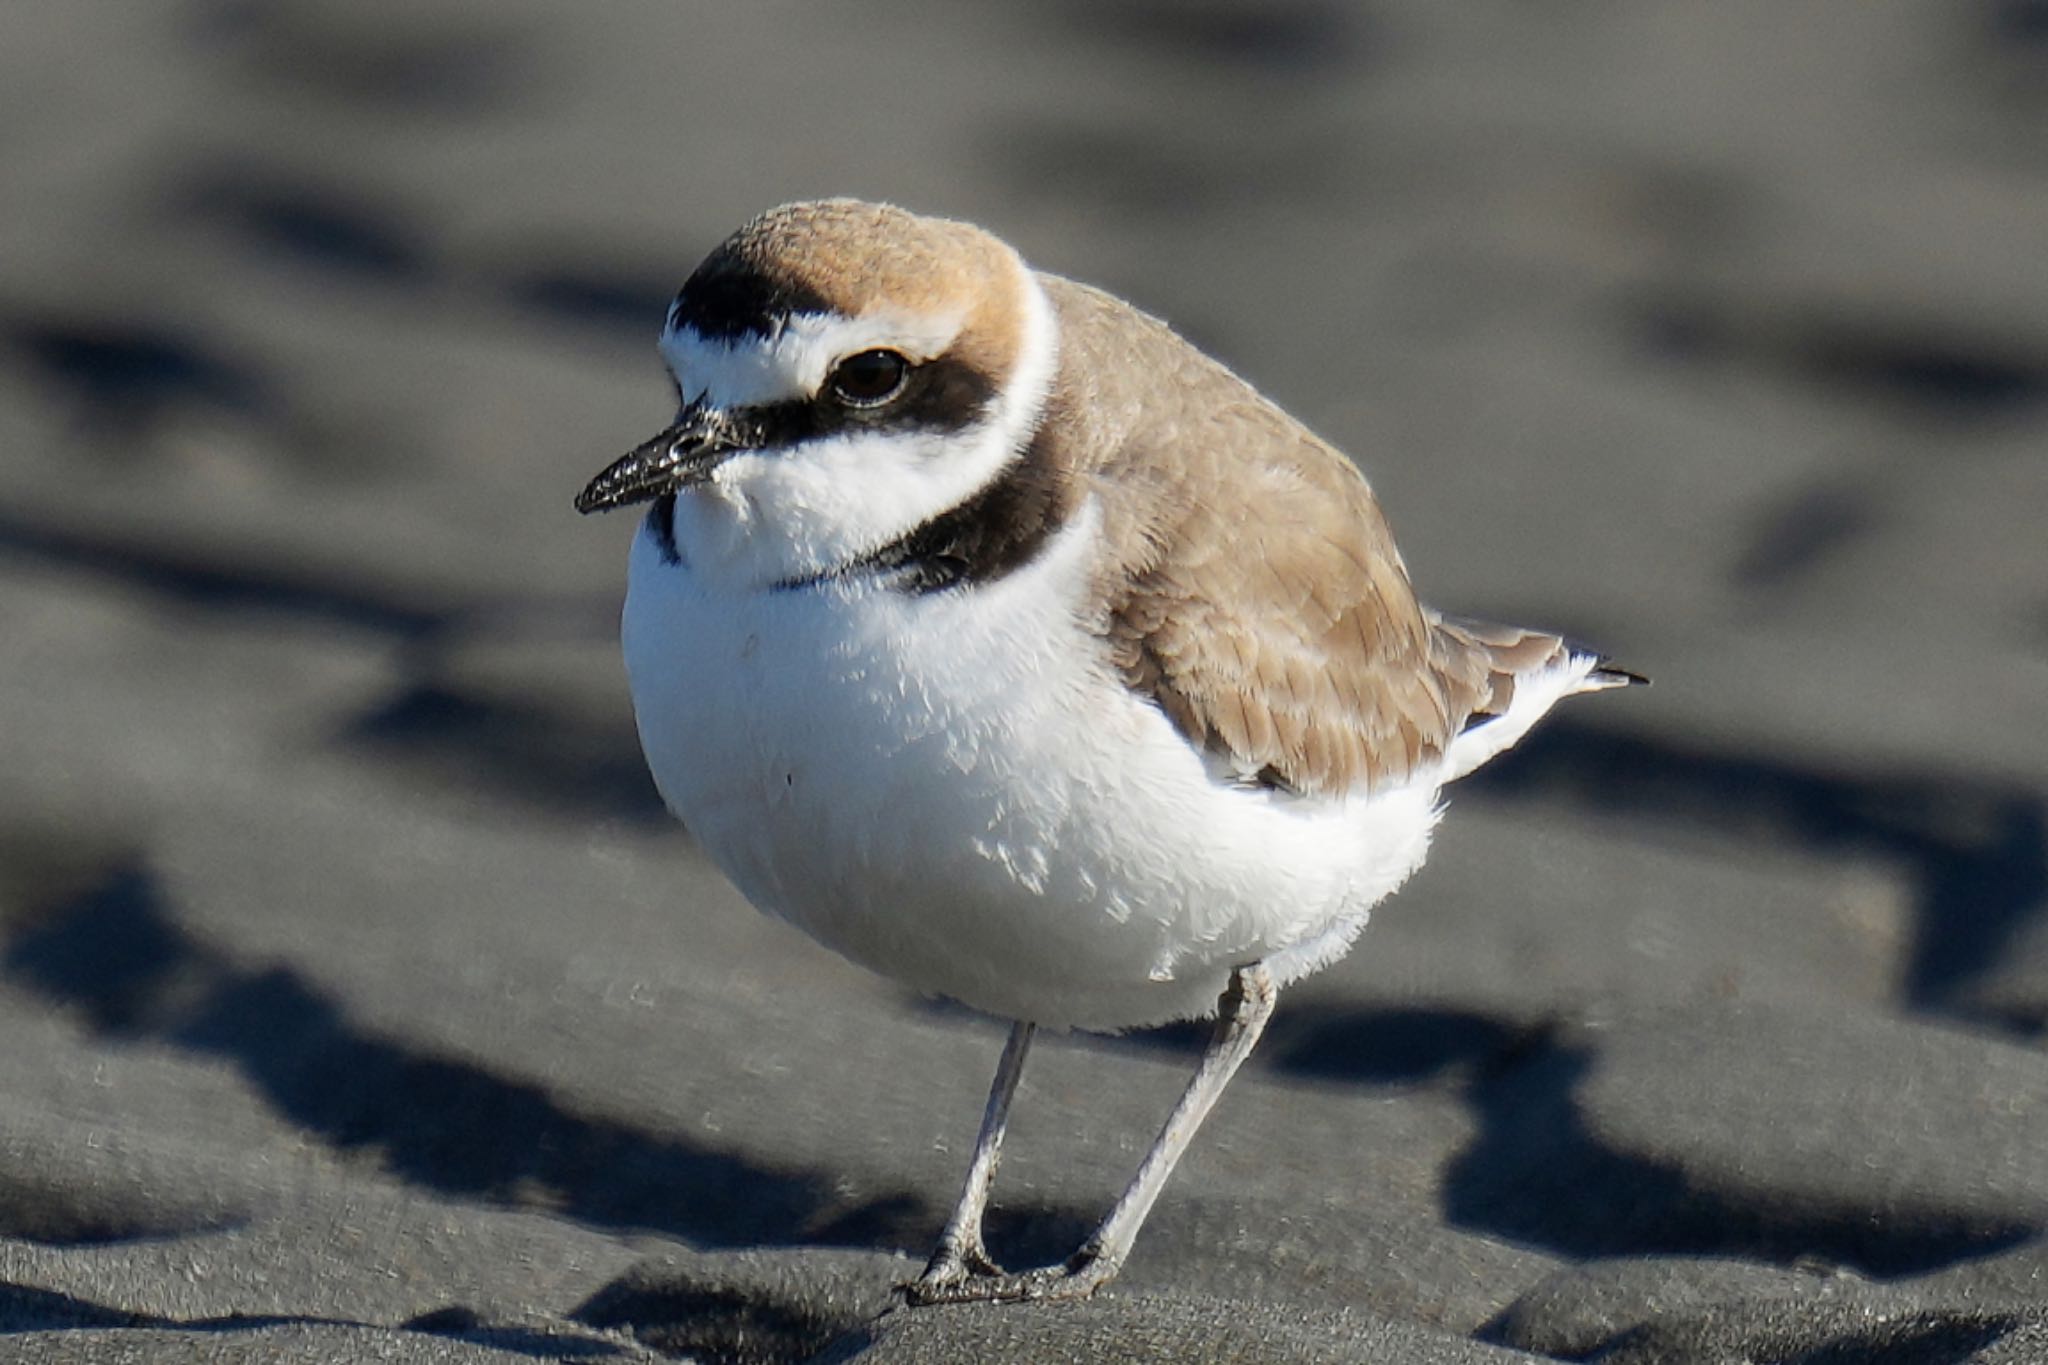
620,506,1440,1030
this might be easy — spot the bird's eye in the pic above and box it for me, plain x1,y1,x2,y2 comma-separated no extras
828,349,910,407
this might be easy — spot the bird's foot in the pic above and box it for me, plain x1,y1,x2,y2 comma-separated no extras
900,1248,1117,1306
913,1236,1005,1290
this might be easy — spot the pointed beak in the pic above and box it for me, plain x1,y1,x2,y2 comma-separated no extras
575,402,746,515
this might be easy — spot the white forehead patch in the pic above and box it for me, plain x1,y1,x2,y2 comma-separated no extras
659,310,966,409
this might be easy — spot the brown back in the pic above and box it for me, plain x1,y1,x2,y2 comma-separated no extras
1042,278,1567,795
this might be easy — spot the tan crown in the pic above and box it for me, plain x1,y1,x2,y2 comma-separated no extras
688,199,1032,383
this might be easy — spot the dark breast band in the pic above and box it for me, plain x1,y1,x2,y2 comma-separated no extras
774,425,1071,595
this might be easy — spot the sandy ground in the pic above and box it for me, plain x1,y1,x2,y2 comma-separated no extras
2,2,2046,1361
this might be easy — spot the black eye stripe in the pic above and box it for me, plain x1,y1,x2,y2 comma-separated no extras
728,355,997,448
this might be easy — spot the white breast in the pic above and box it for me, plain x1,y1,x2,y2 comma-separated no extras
620,501,1442,1031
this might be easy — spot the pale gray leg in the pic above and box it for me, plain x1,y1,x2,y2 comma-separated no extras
907,963,1278,1306
911,1019,1034,1292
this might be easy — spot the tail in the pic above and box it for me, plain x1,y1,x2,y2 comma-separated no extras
1587,660,1651,690
1429,614,1647,786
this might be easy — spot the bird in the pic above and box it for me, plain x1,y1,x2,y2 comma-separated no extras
575,199,1641,1305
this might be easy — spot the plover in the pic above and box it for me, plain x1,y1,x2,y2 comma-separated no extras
576,200,1640,1303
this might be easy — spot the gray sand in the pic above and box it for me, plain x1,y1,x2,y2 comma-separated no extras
2,1,2045,1360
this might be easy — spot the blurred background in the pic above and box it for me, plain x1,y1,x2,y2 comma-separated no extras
1,0,2046,1352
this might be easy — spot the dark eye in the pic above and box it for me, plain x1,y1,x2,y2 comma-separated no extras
828,349,910,407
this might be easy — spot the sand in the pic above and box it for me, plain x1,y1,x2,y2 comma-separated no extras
2,1,2045,1359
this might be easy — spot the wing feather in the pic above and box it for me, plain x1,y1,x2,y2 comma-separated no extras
1043,276,1590,796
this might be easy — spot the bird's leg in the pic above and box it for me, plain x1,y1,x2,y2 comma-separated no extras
911,1019,1034,1293
907,962,1278,1305
1064,962,1277,1292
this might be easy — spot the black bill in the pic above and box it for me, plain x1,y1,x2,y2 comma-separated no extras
575,402,747,514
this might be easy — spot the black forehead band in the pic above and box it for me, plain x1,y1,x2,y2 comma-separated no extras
672,262,831,341
668,253,997,442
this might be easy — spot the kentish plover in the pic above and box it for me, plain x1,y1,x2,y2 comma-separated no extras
577,199,1640,1303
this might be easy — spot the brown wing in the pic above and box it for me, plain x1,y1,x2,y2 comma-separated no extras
1043,278,1559,796
1425,614,1588,723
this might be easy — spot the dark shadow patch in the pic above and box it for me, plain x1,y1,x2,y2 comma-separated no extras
1730,480,1879,590
402,1307,633,1359
5,863,190,1038
1445,1034,2036,1277
803,1196,931,1254
1111,1002,1536,1090
1123,1000,2032,1273
1803,331,2048,414
1630,299,2048,420
1463,718,2048,1033
1992,0,2048,46
1914,800,2048,1027
176,168,432,283
809,1325,881,1365
1788,1313,2021,1365
1263,1006,1541,1087
0,1283,339,1339
0,1283,151,1332
501,263,675,339
342,683,668,826
402,1305,487,1334
0,509,661,827
1976,1,2048,118
1114,1015,1216,1056
0,865,904,1253
1586,1306,2024,1365
987,121,1339,216
0,510,449,640
0,1287,627,1357
575,1279,869,1365
1043,0,1367,75
0,823,138,938
188,0,535,115
980,1203,1106,1280
3,316,274,441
